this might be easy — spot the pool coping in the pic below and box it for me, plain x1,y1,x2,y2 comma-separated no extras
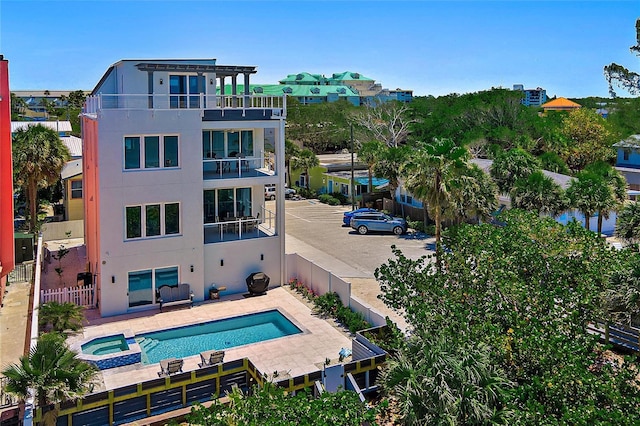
72,329,142,370
72,307,310,370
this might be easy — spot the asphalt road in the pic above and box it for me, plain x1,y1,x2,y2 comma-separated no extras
281,199,435,279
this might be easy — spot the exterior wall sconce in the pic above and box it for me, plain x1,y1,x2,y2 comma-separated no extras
260,254,264,261
111,275,115,283
209,78,214,85
220,259,224,267
159,78,163,85
190,265,194,272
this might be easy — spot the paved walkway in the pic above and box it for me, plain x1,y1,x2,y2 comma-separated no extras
0,279,31,370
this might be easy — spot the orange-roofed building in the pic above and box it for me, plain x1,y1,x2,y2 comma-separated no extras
541,97,581,112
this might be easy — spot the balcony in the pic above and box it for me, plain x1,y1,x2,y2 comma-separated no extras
204,208,276,244
203,154,274,180
84,94,285,116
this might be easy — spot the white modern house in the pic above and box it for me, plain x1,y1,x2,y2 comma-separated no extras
82,59,286,316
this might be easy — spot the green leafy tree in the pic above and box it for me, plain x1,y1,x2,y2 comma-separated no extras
12,125,71,231
559,108,616,172
490,148,541,194
357,140,384,192
38,302,85,335
2,333,98,426
616,201,640,249
284,139,300,188
286,98,354,152
375,211,640,424
401,138,469,268
187,382,378,426
291,148,319,190
511,170,567,216
604,18,640,96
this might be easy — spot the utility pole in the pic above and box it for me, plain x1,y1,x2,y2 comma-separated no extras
350,123,355,211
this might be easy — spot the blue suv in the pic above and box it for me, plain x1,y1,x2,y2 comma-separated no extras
350,212,407,235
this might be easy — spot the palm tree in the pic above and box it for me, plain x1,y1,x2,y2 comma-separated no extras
2,333,98,426
511,171,567,216
291,148,319,190
12,124,70,231
585,162,628,234
446,164,498,224
490,148,541,194
38,302,85,335
566,171,611,231
284,139,300,188
357,140,384,193
374,145,410,196
380,334,511,425
616,201,640,249
401,138,469,268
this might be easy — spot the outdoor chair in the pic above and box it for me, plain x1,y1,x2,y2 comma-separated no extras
158,358,184,377
198,350,225,368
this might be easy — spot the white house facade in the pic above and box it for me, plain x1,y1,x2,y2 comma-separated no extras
82,59,286,316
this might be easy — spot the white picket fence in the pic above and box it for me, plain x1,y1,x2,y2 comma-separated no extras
40,285,96,308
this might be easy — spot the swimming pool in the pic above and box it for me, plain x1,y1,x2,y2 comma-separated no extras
81,335,129,356
137,309,302,364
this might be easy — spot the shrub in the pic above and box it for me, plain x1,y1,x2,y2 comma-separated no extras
407,220,425,232
318,194,340,205
424,224,436,236
330,192,348,205
288,278,371,333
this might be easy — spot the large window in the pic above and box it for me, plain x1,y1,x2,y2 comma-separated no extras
203,187,252,223
170,75,204,109
71,180,83,199
202,130,254,159
128,266,179,308
124,135,179,170
126,202,180,239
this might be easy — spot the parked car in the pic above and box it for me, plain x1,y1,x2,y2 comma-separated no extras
350,212,407,235
342,207,378,226
264,185,276,200
284,186,296,198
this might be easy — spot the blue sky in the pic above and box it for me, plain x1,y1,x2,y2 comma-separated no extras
0,1,638,98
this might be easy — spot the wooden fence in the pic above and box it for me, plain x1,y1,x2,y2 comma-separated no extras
40,284,96,308
588,321,640,352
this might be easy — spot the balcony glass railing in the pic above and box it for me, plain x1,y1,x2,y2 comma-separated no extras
84,94,285,114
203,154,274,180
203,207,276,244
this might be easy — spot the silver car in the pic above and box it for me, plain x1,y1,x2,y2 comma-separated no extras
350,212,407,235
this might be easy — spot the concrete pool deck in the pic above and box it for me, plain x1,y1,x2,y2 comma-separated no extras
68,287,352,391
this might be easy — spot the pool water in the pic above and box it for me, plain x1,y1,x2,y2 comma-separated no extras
81,335,129,356
136,309,302,364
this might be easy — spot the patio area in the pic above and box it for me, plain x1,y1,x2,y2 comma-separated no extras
70,287,353,391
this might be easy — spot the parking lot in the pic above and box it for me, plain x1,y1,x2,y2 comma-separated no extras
282,199,435,279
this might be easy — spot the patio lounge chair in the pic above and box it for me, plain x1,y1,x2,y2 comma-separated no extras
158,358,184,377
198,350,225,368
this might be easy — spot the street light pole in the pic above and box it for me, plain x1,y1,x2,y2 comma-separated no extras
350,123,355,211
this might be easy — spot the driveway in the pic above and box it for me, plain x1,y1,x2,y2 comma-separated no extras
283,199,434,278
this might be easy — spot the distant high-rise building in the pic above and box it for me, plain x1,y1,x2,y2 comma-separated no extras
513,84,548,107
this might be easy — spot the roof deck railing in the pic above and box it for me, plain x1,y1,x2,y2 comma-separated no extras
83,93,286,115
